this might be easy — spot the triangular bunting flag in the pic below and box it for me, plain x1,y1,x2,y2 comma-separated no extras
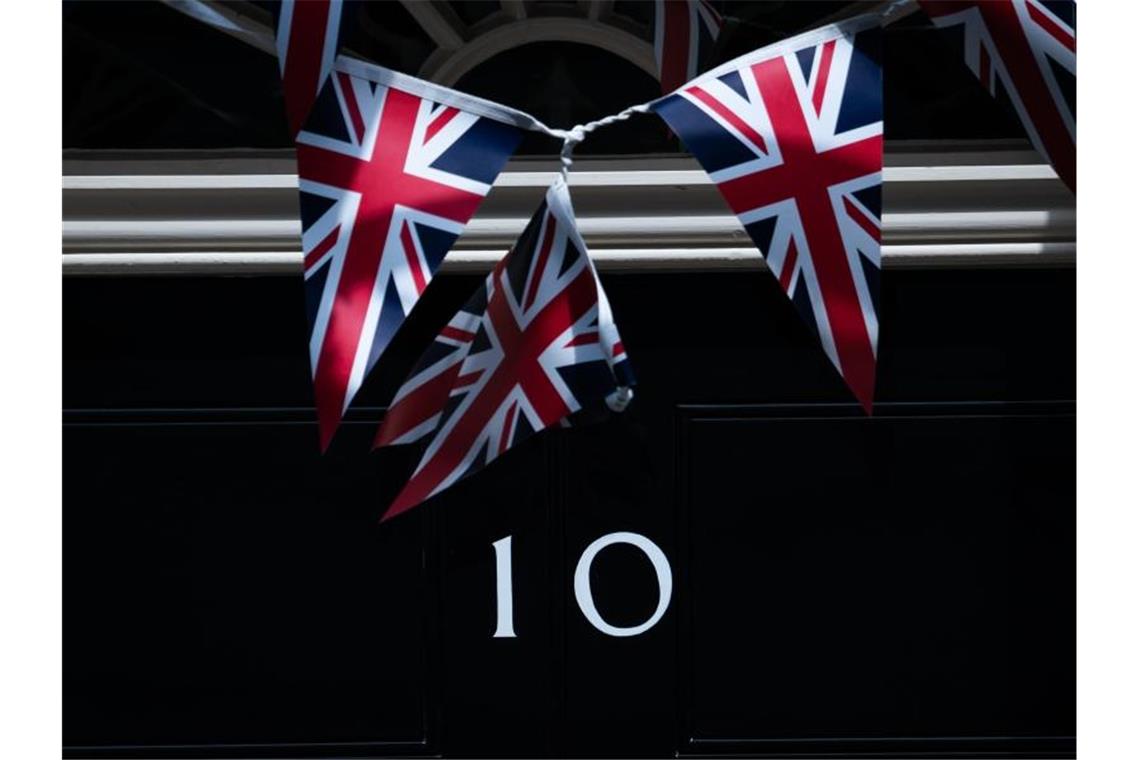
919,0,1075,192
375,178,634,520
650,15,884,412
295,56,548,450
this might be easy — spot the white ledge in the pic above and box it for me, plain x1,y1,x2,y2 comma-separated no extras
60,162,1059,191
62,210,1076,251
62,242,1075,276
62,146,1075,275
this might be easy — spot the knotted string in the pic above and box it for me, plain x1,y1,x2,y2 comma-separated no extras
555,103,653,181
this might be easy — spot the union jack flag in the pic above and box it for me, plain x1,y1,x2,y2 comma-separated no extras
374,179,634,520
273,0,344,137
919,1,1075,191
651,18,883,412
296,57,532,450
653,0,724,96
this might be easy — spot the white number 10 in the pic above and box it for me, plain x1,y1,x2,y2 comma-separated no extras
492,532,673,639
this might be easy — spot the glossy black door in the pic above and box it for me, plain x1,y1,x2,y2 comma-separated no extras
64,269,1075,757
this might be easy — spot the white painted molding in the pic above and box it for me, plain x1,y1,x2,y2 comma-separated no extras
62,242,1076,276
59,163,1060,191
61,210,1075,251
62,145,1075,275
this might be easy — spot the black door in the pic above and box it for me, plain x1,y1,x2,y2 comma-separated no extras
63,267,1075,757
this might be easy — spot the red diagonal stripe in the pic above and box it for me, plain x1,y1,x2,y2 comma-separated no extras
453,370,483,390
1026,0,1075,53
523,214,558,311
440,325,476,342
304,224,340,271
565,331,599,347
812,40,836,115
425,106,461,143
374,364,461,448
400,219,428,295
778,235,799,294
843,197,881,243
337,71,366,144
686,85,768,154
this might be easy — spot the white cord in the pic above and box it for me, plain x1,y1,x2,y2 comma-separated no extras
556,103,653,179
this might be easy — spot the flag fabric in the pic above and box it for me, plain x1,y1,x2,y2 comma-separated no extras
650,16,883,412
296,56,546,451
653,0,725,96
919,1,1075,192
273,0,344,137
374,178,634,520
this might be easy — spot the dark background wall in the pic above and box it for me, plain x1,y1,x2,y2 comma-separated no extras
63,266,1075,757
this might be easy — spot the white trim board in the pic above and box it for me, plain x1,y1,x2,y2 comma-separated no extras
62,147,1075,275
63,243,1075,276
